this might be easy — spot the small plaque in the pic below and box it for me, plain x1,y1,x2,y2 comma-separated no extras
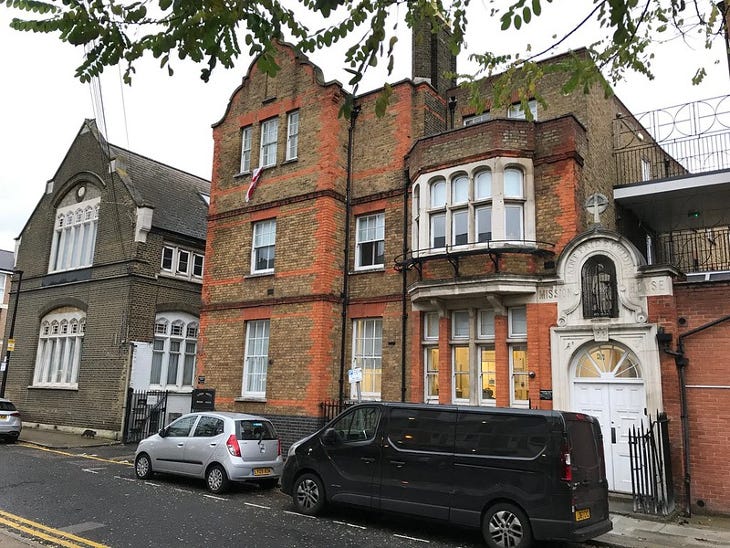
539,389,553,400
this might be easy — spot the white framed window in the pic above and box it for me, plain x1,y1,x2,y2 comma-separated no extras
507,99,537,120
478,310,495,339
451,310,469,338
251,219,276,274
160,245,204,282
508,306,527,337
463,112,491,126
49,197,99,273
507,305,529,408
414,160,533,255
352,318,382,400
242,319,270,397
240,126,252,173
453,346,470,402
260,118,278,168
286,111,299,161
355,213,385,270
480,347,496,404
423,312,439,402
150,313,198,390
0,273,6,303
32,309,85,388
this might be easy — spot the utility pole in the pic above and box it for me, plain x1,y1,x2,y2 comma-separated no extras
1,270,23,399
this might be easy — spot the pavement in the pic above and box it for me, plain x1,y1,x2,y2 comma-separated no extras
3,428,730,548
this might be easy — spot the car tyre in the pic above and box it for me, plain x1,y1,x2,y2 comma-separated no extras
293,472,326,516
258,478,279,490
135,453,153,480
482,502,533,548
206,464,230,494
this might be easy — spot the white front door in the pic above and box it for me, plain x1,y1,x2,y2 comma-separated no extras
574,381,645,492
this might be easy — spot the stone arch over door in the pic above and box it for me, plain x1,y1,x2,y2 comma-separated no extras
571,340,646,493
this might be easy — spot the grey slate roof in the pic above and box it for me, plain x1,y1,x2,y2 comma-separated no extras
108,143,210,241
0,249,14,273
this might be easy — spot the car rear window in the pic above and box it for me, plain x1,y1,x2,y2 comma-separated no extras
0,402,17,412
566,417,601,482
455,413,549,458
236,420,277,440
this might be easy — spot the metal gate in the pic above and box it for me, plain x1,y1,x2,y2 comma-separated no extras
123,389,168,444
628,411,674,515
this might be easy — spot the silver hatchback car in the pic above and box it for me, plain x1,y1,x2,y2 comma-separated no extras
0,397,22,442
134,411,283,493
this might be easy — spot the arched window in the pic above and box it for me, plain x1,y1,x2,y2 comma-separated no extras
150,312,198,389
582,255,618,318
574,343,641,379
33,308,85,388
49,194,100,272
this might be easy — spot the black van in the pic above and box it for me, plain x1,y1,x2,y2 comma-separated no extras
281,402,612,548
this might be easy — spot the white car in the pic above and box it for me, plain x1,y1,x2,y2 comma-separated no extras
134,411,283,493
0,397,22,442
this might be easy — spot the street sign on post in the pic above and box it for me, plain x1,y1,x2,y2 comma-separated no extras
6,340,15,352
348,367,362,402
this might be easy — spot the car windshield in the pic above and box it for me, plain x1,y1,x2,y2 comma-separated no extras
237,420,277,440
0,402,16,412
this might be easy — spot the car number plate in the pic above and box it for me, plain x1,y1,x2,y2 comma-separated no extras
575,508,591,521
0,416,7,421
253,468,272,476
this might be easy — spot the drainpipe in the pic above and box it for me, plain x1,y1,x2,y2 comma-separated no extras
660,313,730,516
401,169,410,402
338,105,360,405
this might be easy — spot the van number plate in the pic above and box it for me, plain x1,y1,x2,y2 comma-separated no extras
253,468,272,476
575,509,591,521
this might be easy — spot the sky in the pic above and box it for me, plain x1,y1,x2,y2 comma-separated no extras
0,2,728,253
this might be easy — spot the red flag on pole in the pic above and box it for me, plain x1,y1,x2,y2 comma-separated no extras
245,166,264,202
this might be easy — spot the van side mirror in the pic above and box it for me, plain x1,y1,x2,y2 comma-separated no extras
321,428,341,446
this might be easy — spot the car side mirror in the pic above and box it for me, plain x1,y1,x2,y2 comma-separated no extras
321,428,341,446
159,427,168,438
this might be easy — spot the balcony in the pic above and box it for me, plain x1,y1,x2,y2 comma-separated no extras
613,96,730,278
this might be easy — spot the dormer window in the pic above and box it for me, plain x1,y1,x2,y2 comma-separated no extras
160,244,204,282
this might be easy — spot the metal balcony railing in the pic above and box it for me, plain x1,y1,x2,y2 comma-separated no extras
653,226,730,274
614,95,730,184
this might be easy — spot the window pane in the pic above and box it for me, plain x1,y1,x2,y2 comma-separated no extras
480,348,496,400
286,111,299,160
430,180,446,208
253,220,276,272
261,118,278,167
512,345,529,402
452,310,469,338
476,206,492,243
452,175,468,203
162,247,174,271
430,213,445,248
456,413,547,457
424,312,439,339
475,171,492,199
241,126,252,172
504,169,523,197
356,213,385,268
387,408,455,452
352,318,382,397
193,254,204,277
478,310,495,338
452,209,468,246
510,307,527,337
505,204,523,240
425,347,439,399
453,346,470,400
167,340,180,385
244,320,270,394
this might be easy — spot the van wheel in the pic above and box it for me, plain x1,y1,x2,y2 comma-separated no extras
293,473,326,516
206,464,230,494
482,503,533,548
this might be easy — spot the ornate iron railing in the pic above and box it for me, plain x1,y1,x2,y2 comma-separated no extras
653,226,730,273
614,95,730,184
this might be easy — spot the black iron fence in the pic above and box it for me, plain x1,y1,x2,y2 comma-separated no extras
320,399,355,424
123,389,168,444
654,226,730,273
628,411,674,515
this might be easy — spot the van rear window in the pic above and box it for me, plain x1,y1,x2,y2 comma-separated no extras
237,420,277,440
566,418,601,481
455,413,548,458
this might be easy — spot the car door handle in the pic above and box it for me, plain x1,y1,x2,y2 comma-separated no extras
390,460,405,467
611,427,616,444
177,443,184,447
360,457,376,464
209,443,217,447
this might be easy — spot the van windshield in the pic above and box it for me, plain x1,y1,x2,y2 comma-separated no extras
237,420,277,440
566,418,602,482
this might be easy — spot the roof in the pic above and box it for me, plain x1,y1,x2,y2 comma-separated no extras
0,249,14,273
107,142,210,241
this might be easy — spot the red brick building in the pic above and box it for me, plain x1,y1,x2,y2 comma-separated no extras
199,28,730,515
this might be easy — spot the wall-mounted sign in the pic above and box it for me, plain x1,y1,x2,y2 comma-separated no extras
539,389,553,401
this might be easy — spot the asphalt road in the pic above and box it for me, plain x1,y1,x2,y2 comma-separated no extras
0,442,593,548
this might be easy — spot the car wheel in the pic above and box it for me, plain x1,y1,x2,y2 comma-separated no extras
258,478,279,489
482,502,533,548
293,473,326,516
135,453,153,480
206,464,230,494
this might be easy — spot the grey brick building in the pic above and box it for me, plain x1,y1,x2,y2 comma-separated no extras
2,120,209,439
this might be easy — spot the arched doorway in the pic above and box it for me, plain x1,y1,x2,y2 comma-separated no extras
571,342,645,493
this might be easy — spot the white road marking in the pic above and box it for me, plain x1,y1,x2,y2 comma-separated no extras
283,510,316,519
114,476,136,482
393,534,429,543
203,494,227,501
173,488,194,494
82,468,100,474
333,521,366,529
244,502,271,509
144,481,161,487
